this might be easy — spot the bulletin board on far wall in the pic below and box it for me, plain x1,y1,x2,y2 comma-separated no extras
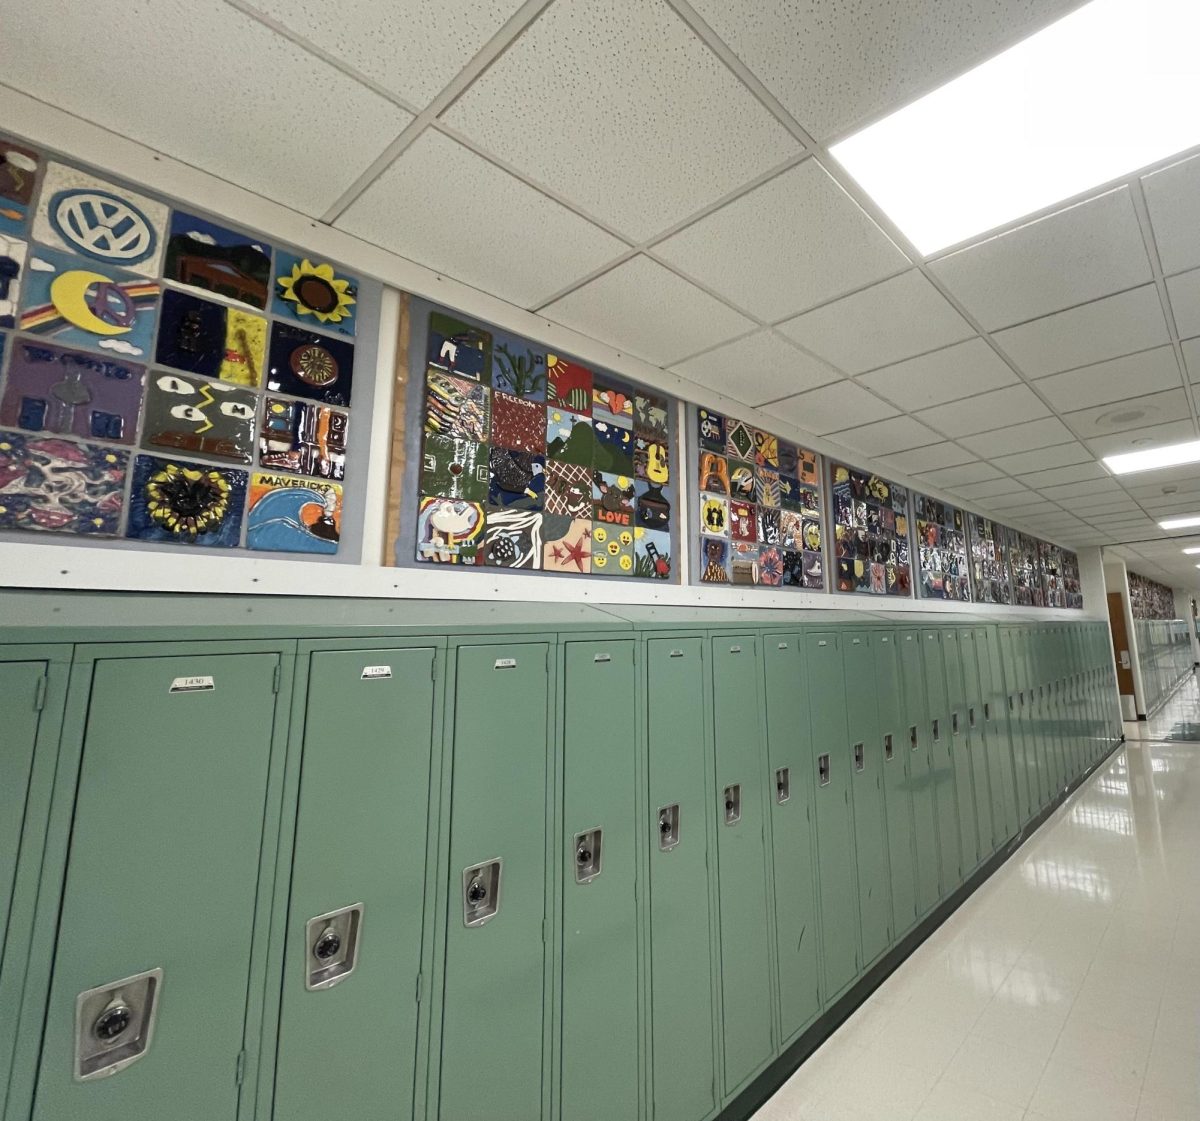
388,298,677,581
967,514,1013,605
830,462,912,596
693,405,826,589
0,132,380,563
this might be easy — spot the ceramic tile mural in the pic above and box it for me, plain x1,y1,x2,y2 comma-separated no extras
968,515,1013,605
0,136,366,555
1010,532,1044,606
697,406,824,588
410,308,675,580
1128,571,1175,620
1061,550,1083,609
915,494,971,601
831,463,911,596
1040,540,1065,607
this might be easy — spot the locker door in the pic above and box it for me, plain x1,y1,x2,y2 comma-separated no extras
646,638,717,1121
440,642,550,1121
1001,628,1033,823
921,631,960,892
979,630,1017,843
873,632,917,935
898,632,938,918
275,648,436,1121
711,635,774,1092
843,632,891,965
33,652,280,1121
0,662,44,978
561,640,639,1121
762,635,820,1043
806,632,859,997
961,631,994,859
944,630,979,874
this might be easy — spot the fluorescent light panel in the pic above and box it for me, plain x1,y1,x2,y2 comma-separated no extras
1160,515,1200,529
1103,439,1200,475
1184,547,1200,554
831,0,1200,254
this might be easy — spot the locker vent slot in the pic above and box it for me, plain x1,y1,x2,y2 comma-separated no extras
853,743,865,772
884,734,894,761
818,754,830,786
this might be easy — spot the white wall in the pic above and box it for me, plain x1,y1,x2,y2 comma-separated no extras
0,86,1107,619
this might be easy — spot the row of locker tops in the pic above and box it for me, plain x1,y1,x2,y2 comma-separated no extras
0,590,1112,645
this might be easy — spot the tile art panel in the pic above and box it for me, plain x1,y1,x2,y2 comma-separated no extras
915,493,972,602
125,454,247,548
258,396,348,479
272,251,358,335
0,136,39,235
266,321,354,406
831,463,911,597
246,472,341,554
165,211,272,309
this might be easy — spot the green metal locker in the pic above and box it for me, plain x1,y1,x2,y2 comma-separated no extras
762,634,821,1044
960,630,995,859
979,629,1017,843
898,631,939,917
561,640,640,1121
872,630,917,936
711,635,775,1093
1001,628,1034,821
943,629,980,874
0,663,44,987
843,631,891,965
440,641,551,1121
806,631,860,998
33,650,283,1121
646,637,718,1121
274,647,437,1121
921,630,961,892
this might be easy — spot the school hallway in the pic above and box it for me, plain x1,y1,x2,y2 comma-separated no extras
753,674,1200,1121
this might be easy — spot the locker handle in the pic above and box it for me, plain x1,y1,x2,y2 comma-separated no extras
969,707,976,729
853,743,865,772
909,725,917,750
818,754,831,786
984,702,991,721
884,733,894,761
775,767,791,804
723,784,742,825
951,712,960,735
574,828,603,883
658,804,680,850
932,718,940,742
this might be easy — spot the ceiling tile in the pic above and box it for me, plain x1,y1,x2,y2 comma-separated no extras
0,0,412,216
1037,478,1124,500
959,417,1075,458
885,443,978,474
443,0,801,240
916,383,1050,438
951,478,1030,500
1125,468,1200,496
1183,338,1200,382
686,0,1080,142
672,330,842,406
776,270,971,373
1065,389,1192,439
541,256,754,367
1085,419,1198,459
655,160,906,321
1142,152,1200,277
1032,347,1182,412
930,188,1152,331
989,442,1092,474
827,415,941,456
987,492,1056,511
338,131,627,308
1166,268,1200,340
1015,462,1107,489
857,338,1019,411
1073,495,1141,513
917,462,1003,487
241,0,525,106
993,286,1169,377
766,381,899,437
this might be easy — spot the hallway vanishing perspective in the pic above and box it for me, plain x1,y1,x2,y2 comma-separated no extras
754,676,1200,1121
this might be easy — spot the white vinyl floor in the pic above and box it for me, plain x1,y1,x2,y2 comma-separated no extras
752,674,1200,1121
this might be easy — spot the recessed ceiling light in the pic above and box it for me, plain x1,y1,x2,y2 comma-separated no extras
1161,515,1200,529
1104,438,1200,475
830,0,1200,254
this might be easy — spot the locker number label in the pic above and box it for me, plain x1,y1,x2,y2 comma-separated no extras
169,675,215,693
361,665,393,680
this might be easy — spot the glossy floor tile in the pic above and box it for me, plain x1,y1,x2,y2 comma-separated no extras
753,673,1200,1121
